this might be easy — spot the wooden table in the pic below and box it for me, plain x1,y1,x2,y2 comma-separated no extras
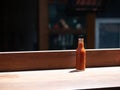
0,67,120,90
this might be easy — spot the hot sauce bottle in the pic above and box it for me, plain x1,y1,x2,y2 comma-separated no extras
76,37,86,71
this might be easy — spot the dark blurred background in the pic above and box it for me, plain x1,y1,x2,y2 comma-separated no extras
1,0,120,51
1,0,38,51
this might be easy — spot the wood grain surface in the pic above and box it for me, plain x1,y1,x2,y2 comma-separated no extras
0,49,120,71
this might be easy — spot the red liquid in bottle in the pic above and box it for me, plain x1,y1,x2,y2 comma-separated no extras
76,38,86,71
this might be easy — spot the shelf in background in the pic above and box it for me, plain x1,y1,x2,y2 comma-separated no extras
49,29,85,34
49,0,67,4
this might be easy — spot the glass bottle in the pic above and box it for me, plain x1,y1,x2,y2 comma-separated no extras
76,37,86,71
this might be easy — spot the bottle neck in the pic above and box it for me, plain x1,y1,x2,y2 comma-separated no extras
78,38,84,48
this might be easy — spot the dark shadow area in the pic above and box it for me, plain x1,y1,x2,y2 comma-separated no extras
75,87,120,90
69,69,85,73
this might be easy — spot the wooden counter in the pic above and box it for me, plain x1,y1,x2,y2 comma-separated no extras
0,67,120,90
0,49,120,71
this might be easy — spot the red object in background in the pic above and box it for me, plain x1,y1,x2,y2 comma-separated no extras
92,0,96,5
76,0,80,5
86,0,92,5
81,0,85,6
75,0,103,11
53,23,59,29
76,0,97,5
76,38,86,71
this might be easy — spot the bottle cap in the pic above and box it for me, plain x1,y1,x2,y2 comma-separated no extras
78,38,84,43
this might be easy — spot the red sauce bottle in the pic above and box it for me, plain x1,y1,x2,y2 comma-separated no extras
76,38,86,71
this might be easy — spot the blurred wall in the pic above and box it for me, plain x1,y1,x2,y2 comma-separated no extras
1,0,38,51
